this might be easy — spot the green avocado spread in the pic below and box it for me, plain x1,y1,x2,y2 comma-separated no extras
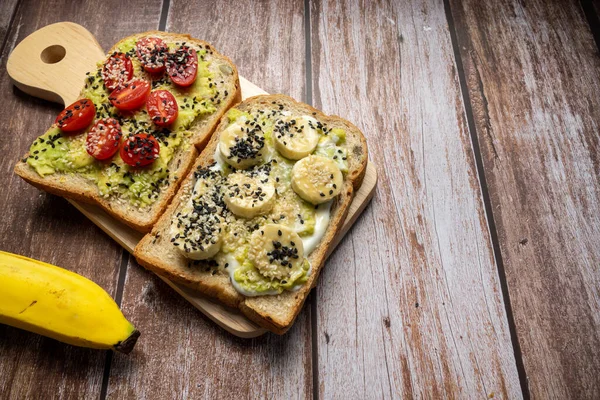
233,258,310,293
26,37,221,207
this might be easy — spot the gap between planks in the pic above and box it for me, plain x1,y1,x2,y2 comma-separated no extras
442,0,530,398
581,0,600,52
303,1,320,400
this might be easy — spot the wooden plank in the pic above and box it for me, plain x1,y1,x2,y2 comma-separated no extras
310,0,522,397
0,0,163,398
106,0,313,398
165,0,307,97
450,0,600,398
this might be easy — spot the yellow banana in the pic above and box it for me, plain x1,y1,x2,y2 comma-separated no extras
0,250,139,353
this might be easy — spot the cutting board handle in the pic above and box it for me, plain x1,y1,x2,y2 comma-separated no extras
7,22,105,105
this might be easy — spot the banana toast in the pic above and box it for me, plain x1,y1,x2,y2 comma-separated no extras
134,94,368,334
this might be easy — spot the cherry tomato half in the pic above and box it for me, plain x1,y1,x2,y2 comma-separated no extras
86,118,122,160
120,133,160,167
55,99,96,133
136,37,168,74
102,52,133,91
167,46,198,87
108,79,151,111
147,90,179,126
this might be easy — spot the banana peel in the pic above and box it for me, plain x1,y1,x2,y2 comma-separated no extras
0,250,139,353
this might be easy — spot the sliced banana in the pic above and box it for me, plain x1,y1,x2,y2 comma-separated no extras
247,224,304,280
274,115,320,160
291,155,343,204
171,203,224,260
219,122,267,169
224,173,276,218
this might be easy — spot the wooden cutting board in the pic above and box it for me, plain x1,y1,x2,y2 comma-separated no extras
7,22,377,338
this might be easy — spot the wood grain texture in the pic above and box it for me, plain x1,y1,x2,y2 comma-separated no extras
450,0,600,398
106,0,313,398
310,0,522,398
165,0,306,97
0,0,163,398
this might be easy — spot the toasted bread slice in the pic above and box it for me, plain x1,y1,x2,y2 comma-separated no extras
135,94,368,334
15,31,241,232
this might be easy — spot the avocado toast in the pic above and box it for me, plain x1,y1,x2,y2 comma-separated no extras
134,95,368,334
15,32,241,232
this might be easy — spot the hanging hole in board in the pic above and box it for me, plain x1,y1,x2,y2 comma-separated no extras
40,45,66,64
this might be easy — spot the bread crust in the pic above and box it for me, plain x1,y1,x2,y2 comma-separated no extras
135,94,368,334
14,31,241,232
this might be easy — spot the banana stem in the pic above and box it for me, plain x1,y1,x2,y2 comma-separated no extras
113,329,141,354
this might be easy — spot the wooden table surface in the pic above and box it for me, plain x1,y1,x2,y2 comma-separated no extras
1,0,599,398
